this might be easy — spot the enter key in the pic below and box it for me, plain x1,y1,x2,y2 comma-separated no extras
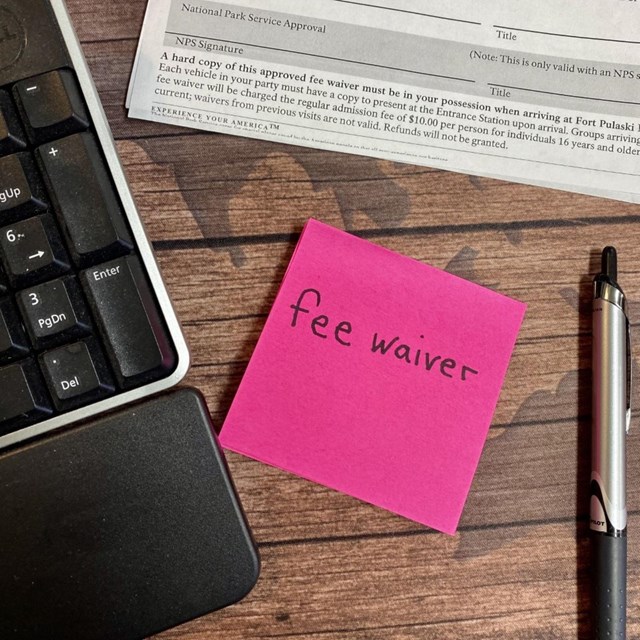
80,255,176,389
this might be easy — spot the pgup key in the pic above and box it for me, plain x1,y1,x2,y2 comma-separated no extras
0,154,47,224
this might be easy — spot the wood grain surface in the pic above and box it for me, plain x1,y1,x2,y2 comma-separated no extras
65,2,640,638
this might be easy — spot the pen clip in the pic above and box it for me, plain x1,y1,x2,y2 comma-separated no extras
626,316,632,434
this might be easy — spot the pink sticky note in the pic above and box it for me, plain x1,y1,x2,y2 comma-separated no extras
220,220,526,534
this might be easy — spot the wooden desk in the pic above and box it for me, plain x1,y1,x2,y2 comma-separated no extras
68,2,639,637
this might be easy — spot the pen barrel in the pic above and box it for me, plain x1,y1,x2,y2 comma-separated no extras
591,532,627,640
591,288,628,640
591,297,627,534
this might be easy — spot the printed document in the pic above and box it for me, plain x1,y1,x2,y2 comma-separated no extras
127,0,640,203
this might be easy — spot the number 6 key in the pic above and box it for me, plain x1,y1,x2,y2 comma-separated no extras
0,215,69,288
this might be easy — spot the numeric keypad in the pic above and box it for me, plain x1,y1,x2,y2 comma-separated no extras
0,67,177,438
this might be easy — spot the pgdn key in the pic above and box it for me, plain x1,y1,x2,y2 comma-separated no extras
81,256,176,388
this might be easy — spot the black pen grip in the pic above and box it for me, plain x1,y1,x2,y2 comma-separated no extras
592,532,626,639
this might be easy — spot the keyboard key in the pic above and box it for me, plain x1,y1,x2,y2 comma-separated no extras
0,215,69,288
17,276,91,350
40,339,114,410
81,256,176,388
0,359,52,433
0,267,7,296
0,297,29,363
0,153,48,223
0,90,26,157
13,70,89,145
38,133,133,266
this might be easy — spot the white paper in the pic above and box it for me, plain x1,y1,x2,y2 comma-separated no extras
127,0,640,203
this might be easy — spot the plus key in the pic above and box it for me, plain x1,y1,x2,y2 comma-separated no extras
38,133,132,266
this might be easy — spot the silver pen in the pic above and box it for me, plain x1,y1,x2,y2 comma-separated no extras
591,246,631,639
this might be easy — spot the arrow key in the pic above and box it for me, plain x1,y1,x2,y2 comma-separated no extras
0,215,69,288
0,297,29,364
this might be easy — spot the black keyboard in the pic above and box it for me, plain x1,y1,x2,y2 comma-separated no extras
0,0,189,447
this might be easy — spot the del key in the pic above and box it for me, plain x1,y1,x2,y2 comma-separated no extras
81,256,175,388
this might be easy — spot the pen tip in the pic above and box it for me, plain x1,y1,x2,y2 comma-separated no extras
601,246,617,281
